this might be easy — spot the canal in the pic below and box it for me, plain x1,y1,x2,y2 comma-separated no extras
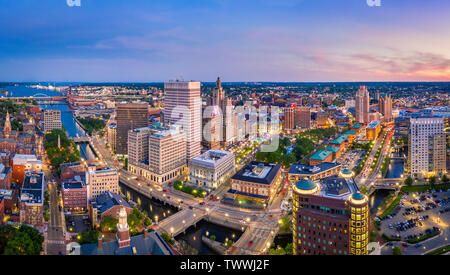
368,189,394,215
0,84,98,160
385,158,405,179
119,182,243,255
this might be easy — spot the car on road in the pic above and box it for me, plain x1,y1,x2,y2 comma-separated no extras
415,243,422,248
248,241,253,246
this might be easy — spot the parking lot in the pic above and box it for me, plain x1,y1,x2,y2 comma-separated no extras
66,214,91,233
378,189,450,243
339,150,364,170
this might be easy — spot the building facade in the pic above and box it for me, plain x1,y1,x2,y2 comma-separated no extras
188,150,235,191
85,166,119,200
292,176,369,255
355,86,370,124
128,125,187,185
227,161,282,205
164,80,201,160
116,102,149,155
408,117,446,178
43,110,62,133
19,172,45,227
62,180,88,212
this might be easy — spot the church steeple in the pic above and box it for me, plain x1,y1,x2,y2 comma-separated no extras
4,111,11,138
116,207,131,248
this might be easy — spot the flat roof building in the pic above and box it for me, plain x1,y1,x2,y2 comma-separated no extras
188,150,235,191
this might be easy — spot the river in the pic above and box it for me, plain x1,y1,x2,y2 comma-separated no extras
0,84,97,160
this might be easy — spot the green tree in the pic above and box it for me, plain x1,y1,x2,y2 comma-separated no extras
285,243,293,255
404,176,413,187
429,176,436,187
100,216,118,232
161,232,175,245
441,174,449,184
3,225,44,255
393,246,402,255
210,235,216,242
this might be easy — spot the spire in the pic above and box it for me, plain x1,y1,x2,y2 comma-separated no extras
216,77,221,89
116,207,131,248
4,111,11,137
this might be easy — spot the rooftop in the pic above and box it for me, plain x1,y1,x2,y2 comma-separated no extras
325,146,340,153
329,134,349,145
352,124,361,129
80,231,173,255
232,161,281,185
310,150,332,161
190,150,234,168
288,162,340,175
367,121,381,128
20,172,44,205
63,180,85,190
91,191,131,215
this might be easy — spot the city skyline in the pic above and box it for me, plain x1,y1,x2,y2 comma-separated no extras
0,0,449,82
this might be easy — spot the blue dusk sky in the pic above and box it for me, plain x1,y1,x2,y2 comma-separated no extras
0,0,449,82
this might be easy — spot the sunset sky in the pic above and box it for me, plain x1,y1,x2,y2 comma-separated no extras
0,0,449,82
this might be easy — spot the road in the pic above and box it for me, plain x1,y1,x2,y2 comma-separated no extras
46,181,66,255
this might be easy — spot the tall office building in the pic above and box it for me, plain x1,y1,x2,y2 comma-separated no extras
292,176,369,255
355,86,370,124
283,105,295,132
295,106,311,129
127,124,187,185
409,117,446,178
116,102,149,155
127,127,152,167
164,80,201,160
202,105,222,150
43,110,62,133
379,94,393,123
211,77,234,147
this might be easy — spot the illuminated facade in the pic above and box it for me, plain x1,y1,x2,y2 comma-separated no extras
292,175,369,255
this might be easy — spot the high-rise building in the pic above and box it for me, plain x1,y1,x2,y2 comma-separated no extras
295,106,311,129
107,123,117,152
202,105,222,150
210,77,234,147
85,166,119,200
116,102,149,155
127,127,152,168
379,94,393,123
164,80,201,160
127,124,187,185
44,110,62,133
409,117,446,178
283,105,295,132
292,176,369,255
355,86,370,124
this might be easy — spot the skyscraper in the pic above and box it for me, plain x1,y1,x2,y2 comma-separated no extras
283,105,295,132
116,102,149,155
409,117,446,178
379,94,393,123
294,106,311,129
355,86,370,124
211,77,234,147
292,176,369,255
164,80,201,160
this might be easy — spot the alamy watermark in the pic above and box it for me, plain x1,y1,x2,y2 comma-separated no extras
67,0,81,7
367,0,381,7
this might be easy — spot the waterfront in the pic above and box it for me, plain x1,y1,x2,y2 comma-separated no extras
369,189,394,214
175,219,243,255
385,158,405,179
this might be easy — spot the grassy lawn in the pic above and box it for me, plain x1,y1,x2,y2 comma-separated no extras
401,183,450,193
173,181,206,198
425,245,450,255
380,192,404,218
407,231,440,244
